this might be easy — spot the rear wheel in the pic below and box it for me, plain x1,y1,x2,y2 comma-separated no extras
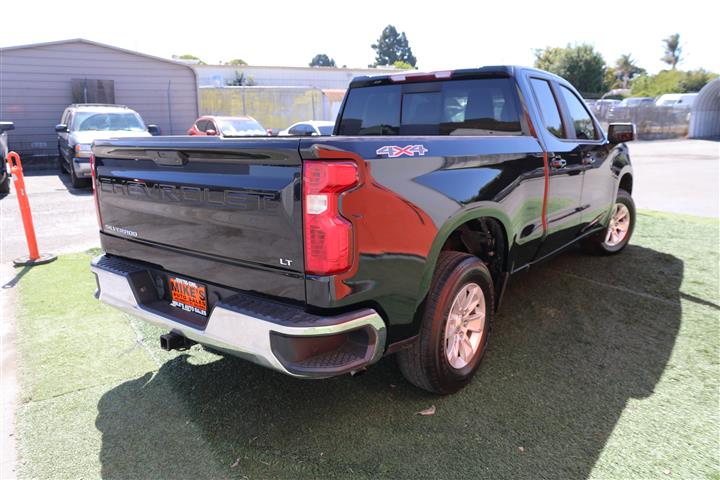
398,252,494,394
582,189,635,254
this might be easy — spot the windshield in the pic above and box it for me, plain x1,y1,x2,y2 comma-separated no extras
72,112,146,132
318,125,334,135
219,119,266,136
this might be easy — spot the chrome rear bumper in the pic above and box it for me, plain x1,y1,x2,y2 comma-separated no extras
91,255,386,378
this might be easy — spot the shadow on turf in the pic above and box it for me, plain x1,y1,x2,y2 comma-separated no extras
96,245,682,479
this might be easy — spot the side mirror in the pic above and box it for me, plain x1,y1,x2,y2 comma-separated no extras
55,124,68,133
205,129,217,136
0,121,15,133
147,125,161,136
607,123,635,143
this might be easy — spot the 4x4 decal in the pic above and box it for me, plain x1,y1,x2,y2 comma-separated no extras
376,144,429,158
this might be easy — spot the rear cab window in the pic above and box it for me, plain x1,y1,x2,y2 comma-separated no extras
338,78,523,136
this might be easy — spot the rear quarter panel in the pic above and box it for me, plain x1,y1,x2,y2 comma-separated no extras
301,136,545,342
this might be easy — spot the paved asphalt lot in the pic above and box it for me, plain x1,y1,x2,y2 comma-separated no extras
0,173,97,263
629,139,719,217
0,139,717,263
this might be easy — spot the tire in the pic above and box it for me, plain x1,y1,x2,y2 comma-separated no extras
0,174,10,194
58,148,67,173
69,162,89,188
582,188,635,255
398,251,494,394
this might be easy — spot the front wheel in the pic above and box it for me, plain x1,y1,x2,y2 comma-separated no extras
69,162,89,188
397,252,494,394
58,148,67,173
582,189,635,254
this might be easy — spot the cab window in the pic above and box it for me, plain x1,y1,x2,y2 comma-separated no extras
558,85,599,140
196,120,209,132
289,124,309,135
530,78,564,139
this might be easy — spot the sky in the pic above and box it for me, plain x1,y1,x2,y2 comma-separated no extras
1,0,716,74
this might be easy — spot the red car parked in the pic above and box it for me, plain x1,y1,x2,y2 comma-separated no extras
187,116,268,137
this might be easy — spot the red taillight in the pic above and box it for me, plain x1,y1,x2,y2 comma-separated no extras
303,161,358,275
89,154,102,229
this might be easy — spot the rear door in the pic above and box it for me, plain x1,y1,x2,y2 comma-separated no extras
554,84,613,230
527,77,585,258
93,137,305,274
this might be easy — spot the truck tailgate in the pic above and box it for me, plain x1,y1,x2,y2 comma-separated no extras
92,137,304,299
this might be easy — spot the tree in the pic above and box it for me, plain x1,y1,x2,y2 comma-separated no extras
661,34,682,70
176,54,205,65
533,47,564,72
613,54,645,89
226,72,256,86
533,44,607,94
391,60,414,70
227,58,247,66
371,25,417,67
631,69,718,97
309,54,336,67
680,69,718,92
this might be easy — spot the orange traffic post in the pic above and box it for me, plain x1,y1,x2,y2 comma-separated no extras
6,151,56,267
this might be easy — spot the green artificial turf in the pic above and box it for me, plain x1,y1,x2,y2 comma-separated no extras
12,210,719,479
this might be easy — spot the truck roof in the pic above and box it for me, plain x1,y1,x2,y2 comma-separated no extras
349,65,566,88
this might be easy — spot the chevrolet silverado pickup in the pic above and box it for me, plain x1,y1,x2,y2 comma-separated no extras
90,66,636,394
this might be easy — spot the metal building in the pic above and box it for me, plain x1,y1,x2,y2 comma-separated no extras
193,64,400,89
0,39,198,167
689,79,720,139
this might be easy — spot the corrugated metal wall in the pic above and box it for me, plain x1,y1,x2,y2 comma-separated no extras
0,40,198,164
689,79,720,139
199,87,343,130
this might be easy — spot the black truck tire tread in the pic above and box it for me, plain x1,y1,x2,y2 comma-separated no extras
398,251,494,394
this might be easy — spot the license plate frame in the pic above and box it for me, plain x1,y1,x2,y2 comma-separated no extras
168,275,208,316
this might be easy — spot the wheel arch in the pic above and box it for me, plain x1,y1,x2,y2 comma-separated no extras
415,207,514,315
619,171,633,195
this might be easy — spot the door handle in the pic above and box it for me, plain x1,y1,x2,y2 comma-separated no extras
550,157,566,169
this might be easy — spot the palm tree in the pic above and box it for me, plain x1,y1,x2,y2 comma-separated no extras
661,34,682,70
615,54,644,89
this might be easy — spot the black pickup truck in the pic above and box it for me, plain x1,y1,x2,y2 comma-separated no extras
90,66,636,394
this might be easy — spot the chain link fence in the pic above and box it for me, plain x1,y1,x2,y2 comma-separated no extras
592,104,690,140
199,86,342,131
